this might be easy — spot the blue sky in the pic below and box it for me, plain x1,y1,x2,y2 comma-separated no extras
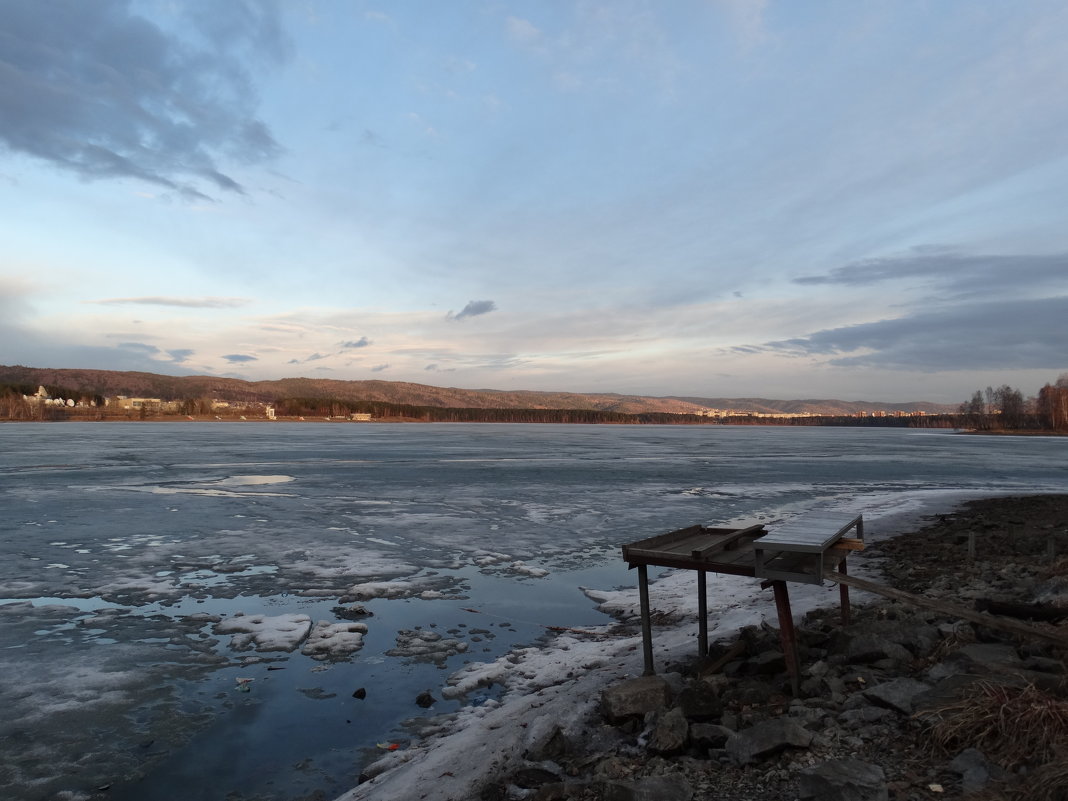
1,0,1066,403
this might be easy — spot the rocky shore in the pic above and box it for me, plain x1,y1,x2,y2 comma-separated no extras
475,495,1068,801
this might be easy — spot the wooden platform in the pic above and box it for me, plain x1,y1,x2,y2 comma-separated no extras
621,524,767,576
621,511,865,682
754,512,863,585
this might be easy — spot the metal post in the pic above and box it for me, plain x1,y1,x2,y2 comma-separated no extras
772,580,801,696
838,558,851,626
638,564,655,676
698,569,708,657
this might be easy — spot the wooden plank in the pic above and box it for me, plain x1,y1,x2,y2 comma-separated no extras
691,524,765,559
828,571,1068,648
828,537,865,553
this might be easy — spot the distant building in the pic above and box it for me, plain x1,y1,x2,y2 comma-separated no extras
350,413,372,422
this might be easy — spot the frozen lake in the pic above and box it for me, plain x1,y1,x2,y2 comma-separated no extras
2,422,1067,800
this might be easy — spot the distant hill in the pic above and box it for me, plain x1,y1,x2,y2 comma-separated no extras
664,395,953,416
0,365,956,415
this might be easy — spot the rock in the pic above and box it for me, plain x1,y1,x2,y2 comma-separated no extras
533,782,592,801
602,676,672,723
603,775,694,801
842,634,913,665
689,723,733,749
750,649,786,675
725,718,813,765
525,724,570,762
511,767,559,789
415,690,436,708
957,642,1022,667
949,748,1005,793
676,681,721,719
838,706,892,729
798,758,888,801
862,677,931,714
646,707,689,754
352,687,366,699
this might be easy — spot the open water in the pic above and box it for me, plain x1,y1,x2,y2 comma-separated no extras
2,422,1067,800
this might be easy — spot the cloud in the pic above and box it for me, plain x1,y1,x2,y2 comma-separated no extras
90,296,251,308
795,249,1068,300
223,353,257,363
448,300,497,321
305,352,327,361
371,364,390,372
118,342,160,354
167,348,194,363
0,0,286,199
340,337,372,349
756,296,1068,371
507,16,541,45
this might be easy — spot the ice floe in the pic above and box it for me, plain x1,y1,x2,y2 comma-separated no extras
215,612,313,652
301,620,369,659
386,629,469,665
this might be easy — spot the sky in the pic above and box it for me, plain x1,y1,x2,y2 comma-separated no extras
1,0,1066,404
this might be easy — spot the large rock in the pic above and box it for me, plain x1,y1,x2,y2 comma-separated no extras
725,718,813,765
646,707,689,755
603,776,694,801
863,678,931,715
690,722,733,748
602,676,673,722
843,634,912,665
525,724,570,762
949,748,1006,793
676,681,721,719
798,758,888,801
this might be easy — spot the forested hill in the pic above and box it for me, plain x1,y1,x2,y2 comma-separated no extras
0,365,953,415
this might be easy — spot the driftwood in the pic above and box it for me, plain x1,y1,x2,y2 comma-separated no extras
828,571,1068,649
974,598,1068,623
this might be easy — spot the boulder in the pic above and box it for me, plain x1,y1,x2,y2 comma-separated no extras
750,649,786,675
725,718,813,765
603,776,694,801
863,678,931,715
949,748,1005,794
676,682,722,719
647,707,689,754
689,723,733,749
843,634,912,665
798,758,888,801
525,724,570,762
602,676,672,723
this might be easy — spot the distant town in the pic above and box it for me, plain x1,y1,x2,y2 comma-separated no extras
1,366,1064,431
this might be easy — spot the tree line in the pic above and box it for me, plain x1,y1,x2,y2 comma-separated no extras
958,374,1068,432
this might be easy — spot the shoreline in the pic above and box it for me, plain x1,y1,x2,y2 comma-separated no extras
339,492,1068,801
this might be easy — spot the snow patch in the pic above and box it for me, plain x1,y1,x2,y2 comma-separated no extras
214,613,313,652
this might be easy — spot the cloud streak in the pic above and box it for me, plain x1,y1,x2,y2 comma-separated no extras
796,250,1068,300
757,296,1068,371
90,296,251,308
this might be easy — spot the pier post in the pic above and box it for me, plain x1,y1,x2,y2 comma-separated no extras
638,564,655,675
698,569,708,657
838,558,851,626
772,580,801,696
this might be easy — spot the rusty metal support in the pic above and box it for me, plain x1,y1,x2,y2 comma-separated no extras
771,579,801,695
838,558,851,626
638,564,655,675
697,569,708,657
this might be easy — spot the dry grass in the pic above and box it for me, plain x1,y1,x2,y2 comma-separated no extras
923,681,1068,769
